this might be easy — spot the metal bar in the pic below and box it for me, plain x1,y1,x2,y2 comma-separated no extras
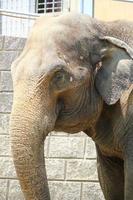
81,0,84,13
113,0,133,3
0,12,37,20
38,2,62,5
54,1,63,6
0,9,40,17
38,7,62,11
35,0,38,13
0,9,61,19
92,0,95,17
45,7,61,10
61,0,63,11
54,7,62,9
53,0,55,12
54,0,62,2
38,3,51,5
38,8,46,11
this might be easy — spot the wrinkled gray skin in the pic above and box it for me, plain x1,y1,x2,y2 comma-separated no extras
10,13,133,200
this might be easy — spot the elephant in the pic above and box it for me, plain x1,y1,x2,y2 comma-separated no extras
9,13,133,200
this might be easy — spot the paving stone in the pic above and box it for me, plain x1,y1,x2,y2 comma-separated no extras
0,135,11,156
8,180,24,200
66,159,98,181
0,157,16,178
50,131,87,137
8,180,81,200
82,182,105,200
0,71,13,91
85,137,96,159
0,51,19,70
69,131,87,137
4,36,26,50
0,179,8,200
0,93,13,112
0,114,10,134
0,36,4,50
50,131,68,136
44,136,49,157
49,137,85,158
46,159,65,180
49,181,81,200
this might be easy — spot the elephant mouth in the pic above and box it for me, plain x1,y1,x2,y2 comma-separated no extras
55,120,83,133
55,119,90,133
55,109,91,133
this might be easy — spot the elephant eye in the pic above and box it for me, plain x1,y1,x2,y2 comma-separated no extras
54,70,69,80
54,71,64,80
51,69,71,91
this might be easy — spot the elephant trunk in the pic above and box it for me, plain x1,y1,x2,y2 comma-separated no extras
10,94,56,200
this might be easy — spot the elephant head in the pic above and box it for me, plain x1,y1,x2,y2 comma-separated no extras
9,13,133,199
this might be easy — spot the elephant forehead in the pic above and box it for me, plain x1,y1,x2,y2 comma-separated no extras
27,13,94,52
25,33,86,72
28,24,78,51
15,14,95,78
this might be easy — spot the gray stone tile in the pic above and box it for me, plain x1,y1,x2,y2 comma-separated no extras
49,137,85,158
0,36,4,50
44,136,49,157
0,114,10,134
0,51,19,70
9,180,81,200
49,181,81,200
50,131,68,136
69,131,87,137
0,135,11,156
66,159,98,181
0,93,13,113
84,137,96,159
8,180,24,200
0,157,16,178
0,71,13,91
82,182,104,200
4,36,26,50
46,159,65,180
0,179,8,200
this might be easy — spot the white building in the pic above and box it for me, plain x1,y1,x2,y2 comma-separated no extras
0,0,93,37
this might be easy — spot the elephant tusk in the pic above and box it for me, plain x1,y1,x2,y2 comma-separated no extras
95,61,102,74
96,61,102,70
79,56,84,60
70,77,73,82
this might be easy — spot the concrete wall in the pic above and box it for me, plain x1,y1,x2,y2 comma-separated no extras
94,0,133,21
0,35,104,200
0,0,70,37
1,0,35,37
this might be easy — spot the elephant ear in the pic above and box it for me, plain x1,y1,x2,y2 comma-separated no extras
95,36,133,105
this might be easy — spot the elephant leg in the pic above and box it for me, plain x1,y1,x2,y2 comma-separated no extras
96,145,124,200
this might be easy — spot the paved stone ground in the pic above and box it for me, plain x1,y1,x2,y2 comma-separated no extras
0,35,104,200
